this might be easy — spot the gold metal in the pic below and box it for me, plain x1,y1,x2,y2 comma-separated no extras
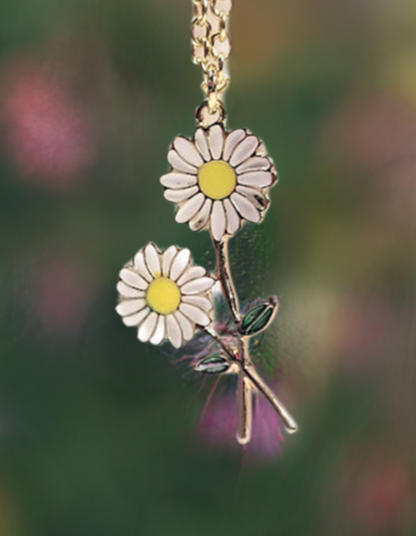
192,0,232,119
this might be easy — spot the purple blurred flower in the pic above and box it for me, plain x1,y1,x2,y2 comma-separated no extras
198,387,284,460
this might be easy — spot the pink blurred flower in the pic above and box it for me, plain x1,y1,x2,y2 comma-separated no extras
321,94,416,172
348,462,411,533
27,253,97,344
0,58,95,188
337,452,414,534
335,295,403,374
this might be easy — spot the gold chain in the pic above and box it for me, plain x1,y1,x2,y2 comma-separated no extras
192,0,233,124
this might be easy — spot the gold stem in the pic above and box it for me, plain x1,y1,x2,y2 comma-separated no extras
241,363,299,435
214,238,241,325
213,237,253,444
203,327,298,435
237,373,252,444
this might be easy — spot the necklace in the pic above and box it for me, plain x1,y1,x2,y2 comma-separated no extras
116,0,298,446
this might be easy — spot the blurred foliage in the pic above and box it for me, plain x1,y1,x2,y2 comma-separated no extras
0,0,416,535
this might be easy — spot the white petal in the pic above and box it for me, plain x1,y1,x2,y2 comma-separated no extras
230,136,259,167
164,186,198,203
144,243,161,277
236,156,271,173
174,310,195,342
170,248,191,281
116,298,147,317
117,281,144,299
166,314,183,348
119,269,148,290
182,294,213,312
236,185,269,211
150,315,166,345
134,251,152,282
208,124,225,160
223,198,241,235
122,307,150,327
180,303,211,327
175,193,205,224
168,149,197,174
173,137,204,167
177,266,206,286
223,129,246,161
231,192,261,223
237,171,273,188
161,172,197,189
211,201,226,242
162,246,178,276
181,276,215,295
189,198,212,232
138,312,158,342
194,128,211,161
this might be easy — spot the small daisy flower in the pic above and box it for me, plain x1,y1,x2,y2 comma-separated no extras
116,243,215,348
160,123,278,241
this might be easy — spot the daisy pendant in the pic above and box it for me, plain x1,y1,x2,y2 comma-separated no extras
161,123,278,241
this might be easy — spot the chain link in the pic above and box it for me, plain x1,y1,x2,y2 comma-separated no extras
191,0,232,124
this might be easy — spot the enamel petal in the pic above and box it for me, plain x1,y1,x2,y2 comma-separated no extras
177,266,206,286
138,312,158,343
181,276,215,295
116,298,147,317
208,124,225,160
166,314,183,348
174,310,195,341
164,186,199,203
134,251,152,282
229,136,259,167
119,269,148,290
168,149,197,174
195,128,211,161
162,246,178,276
237,171,273,188
160,172,197,189
144,243,161,277
236,185,269,210
173,137,204,167
223,198,241,235
150,315,166,345
236,156,271,174
122,307,149,327
223,129,246,161
180,303,211,327
175,193,205,224
189,198,212,232
211,200,226,242
182,294,213,312
231,192,261,223
117,281,145,299
170,248,191,281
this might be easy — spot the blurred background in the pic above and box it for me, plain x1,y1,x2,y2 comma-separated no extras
0,0,416,534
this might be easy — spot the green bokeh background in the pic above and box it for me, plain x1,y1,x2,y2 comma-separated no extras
0,0,416,534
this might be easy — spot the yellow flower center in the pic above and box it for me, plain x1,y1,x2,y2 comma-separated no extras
198,161,237,200
146,276,181,315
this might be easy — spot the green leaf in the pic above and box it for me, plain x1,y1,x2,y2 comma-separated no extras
239,297,279,336
194,356,230,375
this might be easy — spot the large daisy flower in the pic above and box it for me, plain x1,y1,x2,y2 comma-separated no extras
160,123,278,241
116,243,215,348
